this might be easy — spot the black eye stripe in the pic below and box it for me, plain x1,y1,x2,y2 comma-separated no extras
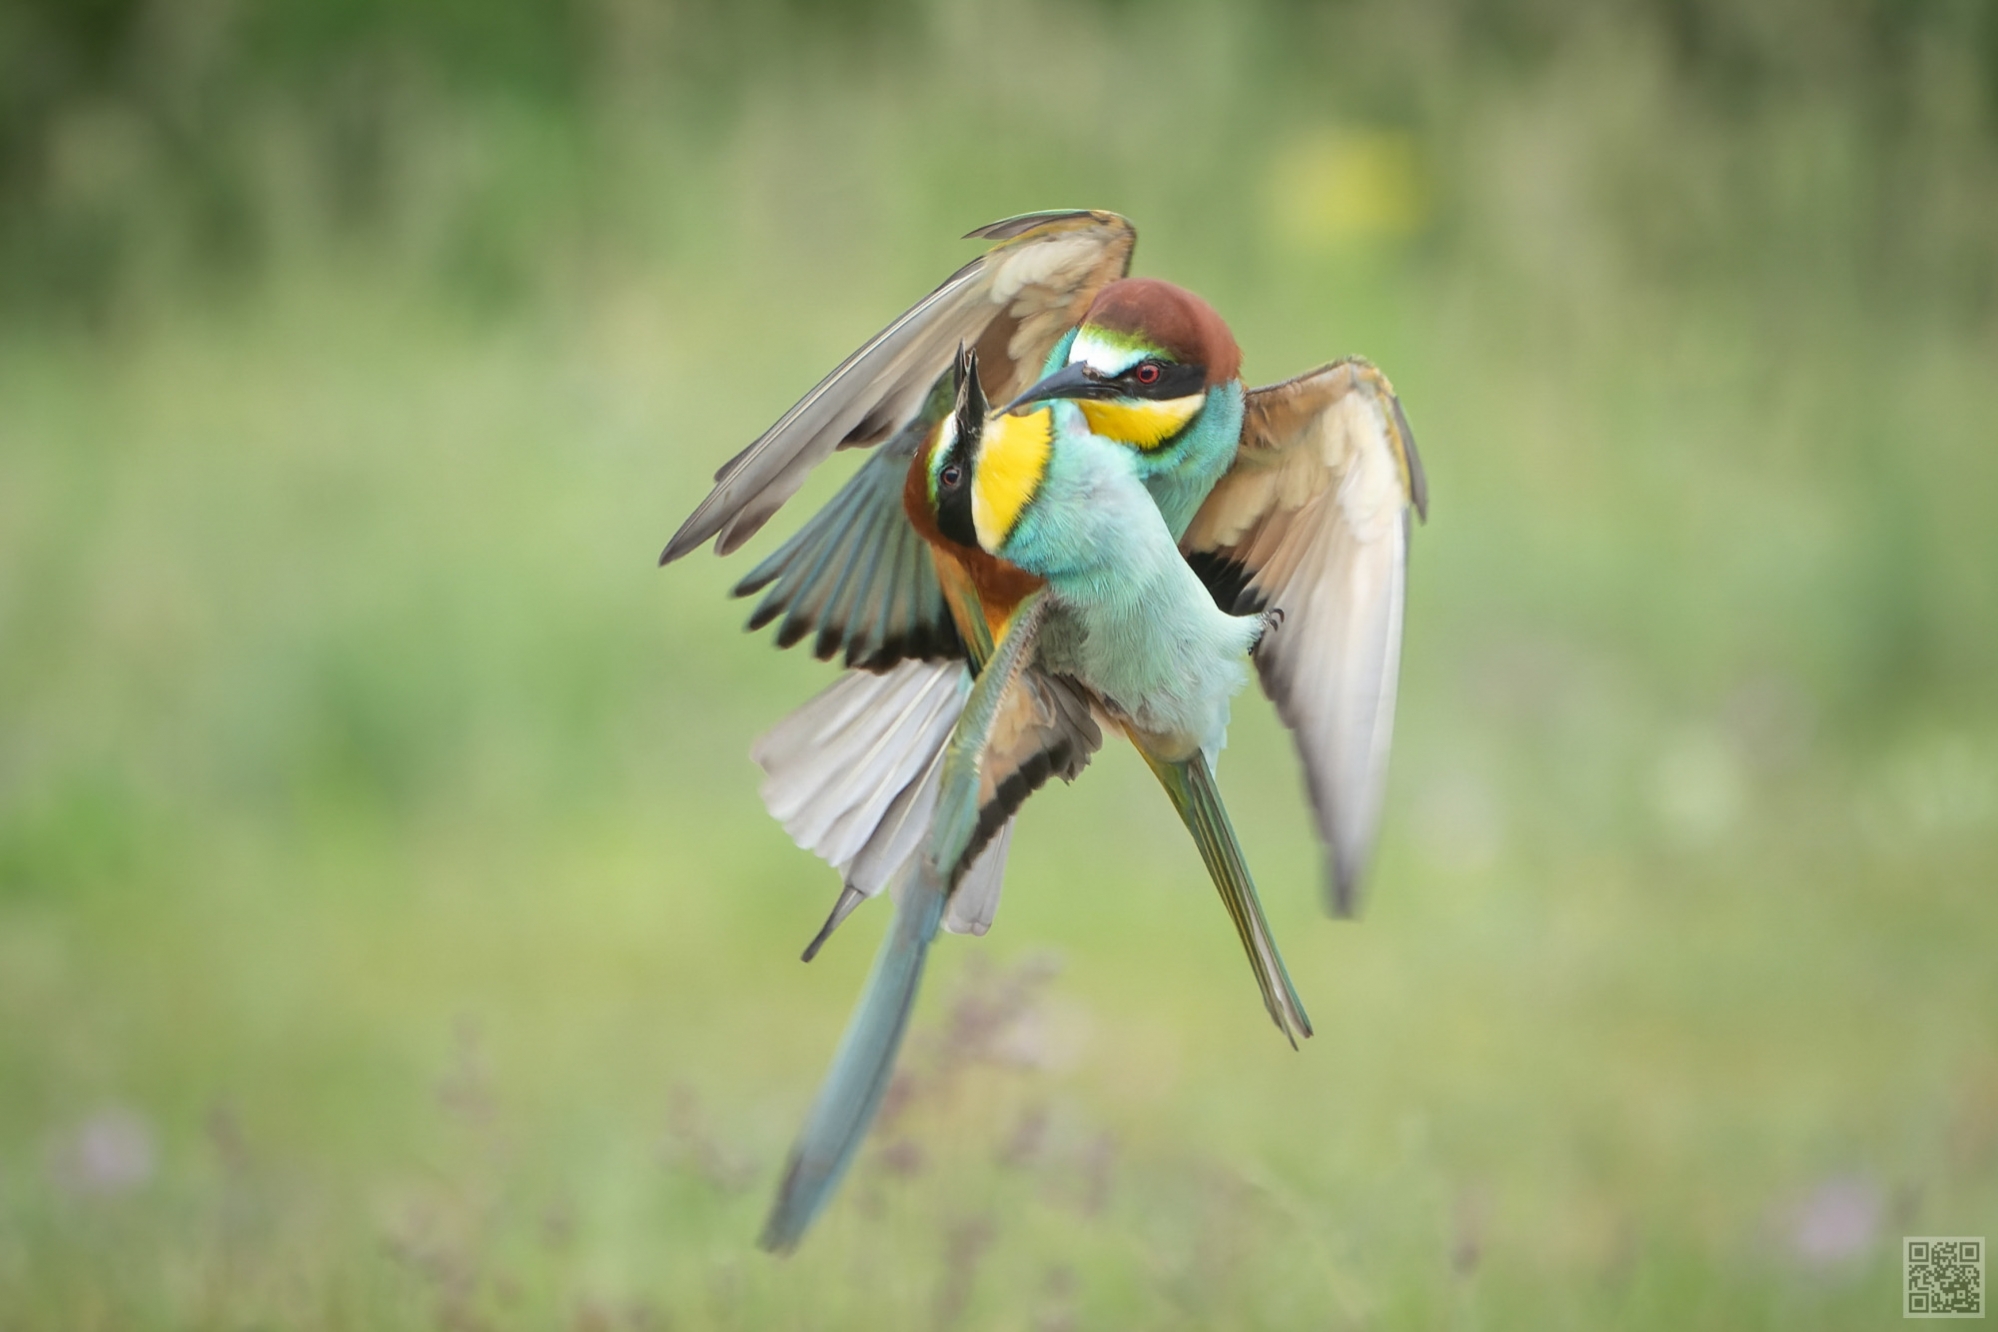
1120,359,1207,400
933,438,979,549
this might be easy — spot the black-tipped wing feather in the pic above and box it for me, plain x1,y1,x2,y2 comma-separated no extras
733,404,962,670
1184,358,1426,915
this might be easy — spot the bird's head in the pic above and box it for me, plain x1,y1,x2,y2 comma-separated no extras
999,278,1242,450
927,345,1053,554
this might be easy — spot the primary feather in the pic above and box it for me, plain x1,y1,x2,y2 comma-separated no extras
1184,358,1426,913
662,212,1136,563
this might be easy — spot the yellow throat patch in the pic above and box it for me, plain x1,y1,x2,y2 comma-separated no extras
971,408,1052,551
1078,394,1204,450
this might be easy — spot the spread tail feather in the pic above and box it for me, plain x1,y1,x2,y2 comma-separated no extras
1140,748,1313,1045
760,867,945,1253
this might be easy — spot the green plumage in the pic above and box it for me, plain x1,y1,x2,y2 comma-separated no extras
1136,745,1312,1044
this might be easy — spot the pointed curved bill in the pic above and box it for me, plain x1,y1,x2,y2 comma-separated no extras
997,360,1119,414
661,210,1137,563
1182,358,1427,916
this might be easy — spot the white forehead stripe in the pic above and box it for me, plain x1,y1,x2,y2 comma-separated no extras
1069,328,1147,377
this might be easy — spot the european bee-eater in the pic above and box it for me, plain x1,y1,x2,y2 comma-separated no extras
657,211,1426,1249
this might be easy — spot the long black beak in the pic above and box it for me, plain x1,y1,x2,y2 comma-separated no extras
953,344,986,431
997,361,1119,415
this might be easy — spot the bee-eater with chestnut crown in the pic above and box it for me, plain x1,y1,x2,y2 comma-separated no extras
657,211,1426,1250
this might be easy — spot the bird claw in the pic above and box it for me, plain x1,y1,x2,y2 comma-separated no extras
1254,606,1286,650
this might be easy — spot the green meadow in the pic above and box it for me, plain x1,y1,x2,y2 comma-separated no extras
3,2,1995,1326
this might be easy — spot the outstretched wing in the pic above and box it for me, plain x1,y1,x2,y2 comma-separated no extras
730,375,963,670
661,210,1137,562
1183,358,1427,916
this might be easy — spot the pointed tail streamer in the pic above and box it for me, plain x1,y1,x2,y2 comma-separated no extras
1139,746,1313,1045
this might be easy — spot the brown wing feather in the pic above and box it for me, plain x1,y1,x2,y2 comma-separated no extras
662,210,1137,562
1184,357,1424,915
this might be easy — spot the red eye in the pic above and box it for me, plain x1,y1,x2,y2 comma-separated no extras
939,463,963,489
1135,362,1162,386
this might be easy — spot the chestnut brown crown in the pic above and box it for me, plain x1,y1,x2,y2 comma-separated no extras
1081,278,1242,385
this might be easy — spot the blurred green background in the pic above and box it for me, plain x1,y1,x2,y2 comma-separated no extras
3,0,1996,1326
